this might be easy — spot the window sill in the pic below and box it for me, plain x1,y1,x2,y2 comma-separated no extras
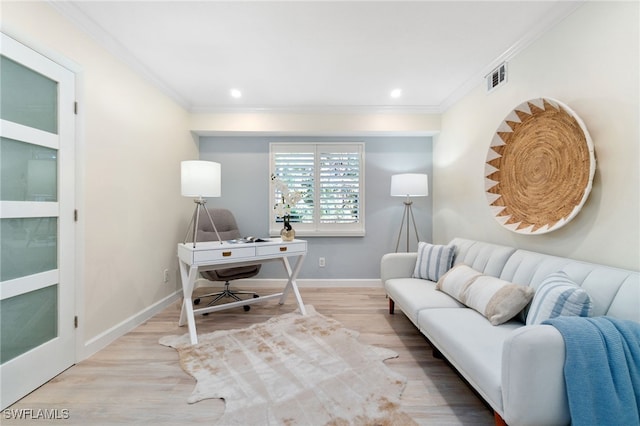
269,229,365,238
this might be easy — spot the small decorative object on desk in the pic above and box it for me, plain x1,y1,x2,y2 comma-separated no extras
228,236,268,244
271,174,302,241
280,215,295,241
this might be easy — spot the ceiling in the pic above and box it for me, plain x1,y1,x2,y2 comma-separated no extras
53,1,582,113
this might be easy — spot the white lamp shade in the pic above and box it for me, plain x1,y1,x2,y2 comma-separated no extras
390,173,428,197
181,160,221,197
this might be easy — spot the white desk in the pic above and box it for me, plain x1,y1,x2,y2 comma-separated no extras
177,238,307,344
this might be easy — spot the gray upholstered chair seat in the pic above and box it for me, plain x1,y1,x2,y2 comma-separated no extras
202,265,260,281
194,208,261,311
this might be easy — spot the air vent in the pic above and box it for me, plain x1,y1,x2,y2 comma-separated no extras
486,62,507,93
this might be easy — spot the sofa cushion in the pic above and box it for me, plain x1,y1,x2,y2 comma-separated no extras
437,265,534,325
418,308,523,413
384,278,464,325
560,263,638,318
526,271,592,325
450,238,517,278
413,242,455,282
608,275,640,322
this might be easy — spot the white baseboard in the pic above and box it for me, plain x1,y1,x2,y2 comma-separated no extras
79,279,381,360
80,290,181,361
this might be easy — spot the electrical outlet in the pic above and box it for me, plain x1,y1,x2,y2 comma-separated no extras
163,269,170,283
319,257,325,267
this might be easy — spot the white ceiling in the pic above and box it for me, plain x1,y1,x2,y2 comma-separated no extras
53,1,582,113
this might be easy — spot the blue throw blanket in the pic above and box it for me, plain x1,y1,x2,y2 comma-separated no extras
543,316,640,426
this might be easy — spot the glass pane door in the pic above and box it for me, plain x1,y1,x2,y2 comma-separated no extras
1,55,58,133
0,33,75,409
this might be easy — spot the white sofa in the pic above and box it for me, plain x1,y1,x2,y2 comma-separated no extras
381,238,640,426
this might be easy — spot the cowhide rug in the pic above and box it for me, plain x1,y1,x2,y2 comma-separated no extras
159,305,416,425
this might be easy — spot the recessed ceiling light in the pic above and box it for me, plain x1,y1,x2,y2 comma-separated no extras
390,89,402,99
230,89,242,98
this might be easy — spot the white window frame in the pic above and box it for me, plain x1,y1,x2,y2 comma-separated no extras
269,142,365,237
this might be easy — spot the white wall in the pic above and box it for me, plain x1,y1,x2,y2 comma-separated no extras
2,2,199,355
434,2,639,270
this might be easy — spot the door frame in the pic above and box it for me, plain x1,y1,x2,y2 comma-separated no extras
1,30,85,407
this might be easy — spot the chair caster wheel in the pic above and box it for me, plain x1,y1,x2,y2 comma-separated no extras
243,305,250,312
194,298,201,305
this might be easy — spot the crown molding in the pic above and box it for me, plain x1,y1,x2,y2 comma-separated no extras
439,1,584,112
49,1,192,110
50,0,584,116
50,1,441,115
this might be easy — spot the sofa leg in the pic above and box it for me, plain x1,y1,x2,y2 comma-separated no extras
389,298,395,314
494,411,507,426
432,346,444,359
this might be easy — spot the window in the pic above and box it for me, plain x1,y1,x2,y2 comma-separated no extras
270,143,365,236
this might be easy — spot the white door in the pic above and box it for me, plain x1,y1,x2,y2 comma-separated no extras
0,33,76,409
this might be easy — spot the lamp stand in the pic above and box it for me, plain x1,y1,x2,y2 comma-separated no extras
394,198,421,252
183,197,223,248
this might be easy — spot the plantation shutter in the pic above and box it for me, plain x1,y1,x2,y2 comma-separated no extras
272,150,314,224
270,143,365,236
319,148,361,224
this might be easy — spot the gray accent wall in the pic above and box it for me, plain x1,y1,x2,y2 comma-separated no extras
199,136,432,279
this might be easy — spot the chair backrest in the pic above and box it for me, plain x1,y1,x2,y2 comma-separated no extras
197,208,242,242
196,208,262,282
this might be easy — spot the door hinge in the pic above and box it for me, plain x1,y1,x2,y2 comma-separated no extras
74,316,78,328
74,209,78,222
74,101,78,115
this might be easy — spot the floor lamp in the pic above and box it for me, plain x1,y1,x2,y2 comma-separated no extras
390,173,428,252
181,160,223,247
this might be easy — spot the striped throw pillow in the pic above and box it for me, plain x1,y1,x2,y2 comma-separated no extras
526,271,593,325
413,242,455,282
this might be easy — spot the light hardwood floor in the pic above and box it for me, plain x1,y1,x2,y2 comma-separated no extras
6,287,494,425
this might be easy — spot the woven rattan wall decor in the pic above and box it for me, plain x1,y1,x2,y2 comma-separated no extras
485,98,595,234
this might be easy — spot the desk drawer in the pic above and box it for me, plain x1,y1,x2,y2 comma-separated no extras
256,242,306,256
193,246,255,263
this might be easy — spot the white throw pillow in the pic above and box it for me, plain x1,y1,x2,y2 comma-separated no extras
464,275,534,325
413,242,455,282
436,264,482,299
437,264,534,326
526,271,593,325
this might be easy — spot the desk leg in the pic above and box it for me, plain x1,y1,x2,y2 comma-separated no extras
280,254,307,315
178,260,200,345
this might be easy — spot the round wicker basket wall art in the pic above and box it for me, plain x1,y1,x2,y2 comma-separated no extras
485,98,595,234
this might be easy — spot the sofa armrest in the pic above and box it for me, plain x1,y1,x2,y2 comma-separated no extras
380,252,417,283
501,325,569,426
